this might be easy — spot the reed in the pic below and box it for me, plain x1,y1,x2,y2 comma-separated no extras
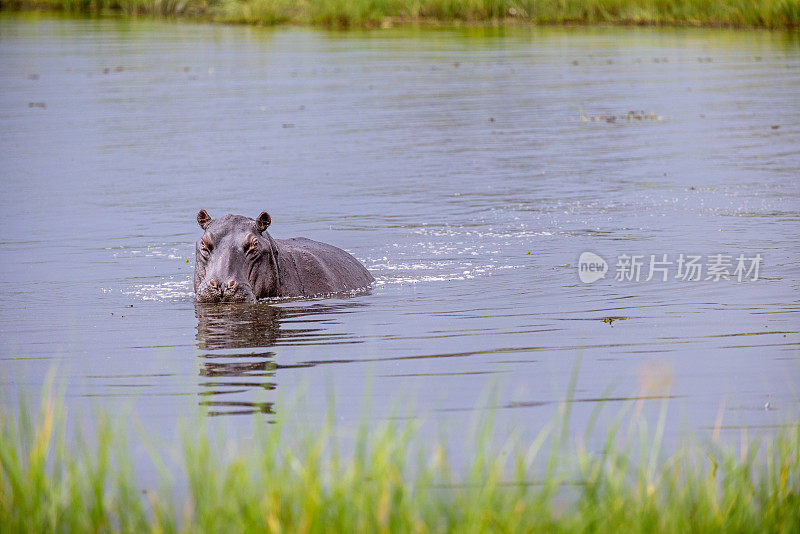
1,0,798,28
1,386,799,532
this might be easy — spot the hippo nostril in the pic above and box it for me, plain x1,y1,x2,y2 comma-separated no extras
227,280,237,289
208,279,219,289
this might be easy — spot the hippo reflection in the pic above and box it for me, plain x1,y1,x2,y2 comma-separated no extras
196,302,283,351
195,300,367,416
195,303,281,416
194,210,374,302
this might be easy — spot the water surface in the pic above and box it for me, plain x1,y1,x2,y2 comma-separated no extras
1,17,798,454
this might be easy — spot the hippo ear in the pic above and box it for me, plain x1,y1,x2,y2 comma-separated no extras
256,211,272,233
197,209,212,230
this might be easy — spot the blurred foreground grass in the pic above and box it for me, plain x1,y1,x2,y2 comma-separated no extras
1,0,798,27
1,385,799,533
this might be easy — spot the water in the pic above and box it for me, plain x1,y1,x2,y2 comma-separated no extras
1,16,798,456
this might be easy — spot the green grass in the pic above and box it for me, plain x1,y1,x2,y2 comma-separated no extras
1,386,799,532
1,0,799,27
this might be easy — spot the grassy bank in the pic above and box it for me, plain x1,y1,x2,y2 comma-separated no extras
1,0,799,28
1,389,799,532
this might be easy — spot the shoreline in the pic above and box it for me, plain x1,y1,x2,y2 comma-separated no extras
2,0,798,30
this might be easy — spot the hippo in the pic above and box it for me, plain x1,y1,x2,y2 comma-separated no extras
194,210,374,302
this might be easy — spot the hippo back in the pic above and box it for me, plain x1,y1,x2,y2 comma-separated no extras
275,237,374,297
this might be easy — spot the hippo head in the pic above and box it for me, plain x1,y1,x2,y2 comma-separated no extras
194,210,279,303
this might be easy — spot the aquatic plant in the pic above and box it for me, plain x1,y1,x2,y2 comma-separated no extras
2,0,799,28
1,385,799,532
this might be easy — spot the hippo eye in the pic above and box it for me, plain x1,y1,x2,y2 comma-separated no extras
245,239,258,253
200,240,212,253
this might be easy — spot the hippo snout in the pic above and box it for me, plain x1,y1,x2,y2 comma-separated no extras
196,278,255,303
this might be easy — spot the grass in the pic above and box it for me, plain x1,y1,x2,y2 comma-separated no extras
1,0,799,28
1,385,799,532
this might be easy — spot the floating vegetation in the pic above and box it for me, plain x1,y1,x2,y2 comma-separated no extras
601,315,629,324
580,111,664,123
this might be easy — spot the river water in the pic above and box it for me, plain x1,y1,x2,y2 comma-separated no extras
1,16,798,457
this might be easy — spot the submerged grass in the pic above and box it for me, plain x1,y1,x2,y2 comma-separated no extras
1,0,799,28
1,385,799,532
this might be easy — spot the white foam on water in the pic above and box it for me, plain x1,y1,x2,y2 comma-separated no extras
113,243,195,302
122,277,194,302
